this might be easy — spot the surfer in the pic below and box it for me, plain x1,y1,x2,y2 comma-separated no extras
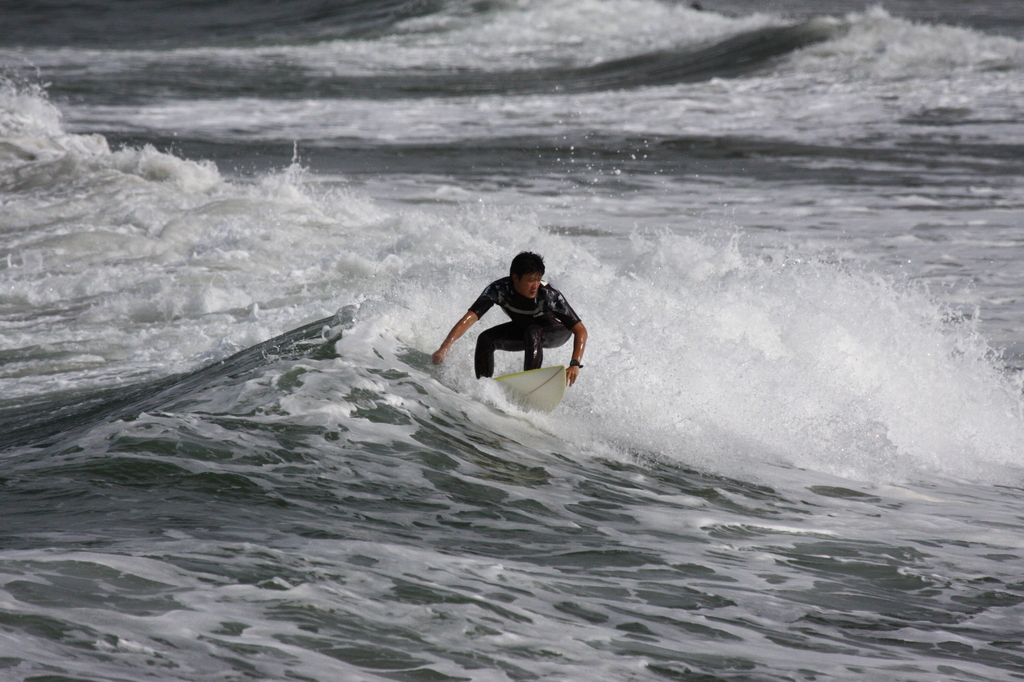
432,252,588,386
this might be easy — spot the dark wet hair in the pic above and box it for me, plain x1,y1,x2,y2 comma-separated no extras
510,251,545,277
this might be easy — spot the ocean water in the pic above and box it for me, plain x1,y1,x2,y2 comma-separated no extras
3,1,1024,680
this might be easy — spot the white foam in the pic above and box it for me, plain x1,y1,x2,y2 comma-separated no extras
0,84,381,397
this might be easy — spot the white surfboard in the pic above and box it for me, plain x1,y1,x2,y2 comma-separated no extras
493,365,566,413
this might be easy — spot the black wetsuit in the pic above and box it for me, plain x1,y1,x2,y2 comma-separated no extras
469,277,582,378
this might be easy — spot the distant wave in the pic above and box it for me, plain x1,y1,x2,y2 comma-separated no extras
548,18,841,93
24,19,840,104
348,19,842,97
270,19,840,97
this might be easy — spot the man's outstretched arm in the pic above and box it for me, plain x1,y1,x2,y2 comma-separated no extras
432,311,479,364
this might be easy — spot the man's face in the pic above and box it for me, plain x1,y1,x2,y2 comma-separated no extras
512,271,543,299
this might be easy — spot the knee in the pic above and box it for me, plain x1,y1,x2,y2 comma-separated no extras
523,324,543,345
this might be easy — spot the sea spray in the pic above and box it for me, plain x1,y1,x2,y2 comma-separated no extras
544,231,1024,483
349,207,1024,484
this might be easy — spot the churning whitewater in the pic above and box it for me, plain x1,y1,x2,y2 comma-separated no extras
3,1,1024,680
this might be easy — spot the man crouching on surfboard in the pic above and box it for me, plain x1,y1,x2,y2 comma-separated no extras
432,252,588,387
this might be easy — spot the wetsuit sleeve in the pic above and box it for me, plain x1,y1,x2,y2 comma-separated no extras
468,281,500,318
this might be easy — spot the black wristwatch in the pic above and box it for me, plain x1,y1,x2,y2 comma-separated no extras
569,359,583,368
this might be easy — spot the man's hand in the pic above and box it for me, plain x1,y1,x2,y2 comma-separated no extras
432,311,479,366
566,322,587,387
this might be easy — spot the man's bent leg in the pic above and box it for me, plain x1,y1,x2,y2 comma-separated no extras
475,323,524,378
477,322,571,377
523,323,572,371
